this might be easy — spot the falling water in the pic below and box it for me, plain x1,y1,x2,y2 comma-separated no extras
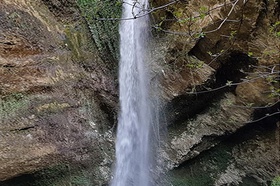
111,0,154,186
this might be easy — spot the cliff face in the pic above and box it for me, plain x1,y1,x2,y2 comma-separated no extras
0,0,117,185
0,0,279,186
151,0,279,185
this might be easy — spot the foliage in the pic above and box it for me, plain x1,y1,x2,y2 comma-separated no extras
247,51,253,57
271,176,280,186
199,6,208,19
77,0,122,66
267,75,280,98
269,21,280,37
186,60,204,69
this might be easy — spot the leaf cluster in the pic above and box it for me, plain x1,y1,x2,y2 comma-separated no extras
77,0,122,64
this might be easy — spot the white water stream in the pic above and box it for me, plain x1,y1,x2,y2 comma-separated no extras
111,0,154,186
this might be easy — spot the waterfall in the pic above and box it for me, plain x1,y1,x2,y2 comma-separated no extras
111,0,155,186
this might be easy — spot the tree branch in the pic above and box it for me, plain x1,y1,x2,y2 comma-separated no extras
185,70,280,95
95,0,180,21
245,111,280,124
204,0,239,34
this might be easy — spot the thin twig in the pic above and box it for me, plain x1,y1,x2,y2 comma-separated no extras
204,0,239,34
225,100,280,109
245,111,280,124
185,71,279,95
95,0,180,21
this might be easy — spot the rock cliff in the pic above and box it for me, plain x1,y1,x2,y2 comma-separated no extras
0,0,279,185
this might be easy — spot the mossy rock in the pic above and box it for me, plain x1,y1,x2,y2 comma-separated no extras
0,93,29,121
0,164,93,186
171,143,233,186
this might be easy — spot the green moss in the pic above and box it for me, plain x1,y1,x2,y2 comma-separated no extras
0,164,93,186
0,164,67,186
0,93,29,121
172,174,213,186
170,158,215,186
71,175,91,186
77,0,122,66
207,145,232,172
31,164,70,186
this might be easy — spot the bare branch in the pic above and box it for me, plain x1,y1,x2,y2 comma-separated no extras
148,0,179,13
204,0,239,34
245,111,280,124
95,0,180,21
225,100,280,109
185,71,280,95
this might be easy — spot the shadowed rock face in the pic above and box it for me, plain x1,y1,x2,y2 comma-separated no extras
149,0,279,184
0,0,279,185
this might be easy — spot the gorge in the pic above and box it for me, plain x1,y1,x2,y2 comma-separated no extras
0,0,279,186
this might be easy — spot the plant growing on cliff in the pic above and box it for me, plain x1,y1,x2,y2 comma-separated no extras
272,176,280,186
92,0,280,124
270,21,280,37
77,0,122,66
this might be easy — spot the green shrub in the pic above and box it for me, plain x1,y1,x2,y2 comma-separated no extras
272,176,280,186
77,0,122,66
